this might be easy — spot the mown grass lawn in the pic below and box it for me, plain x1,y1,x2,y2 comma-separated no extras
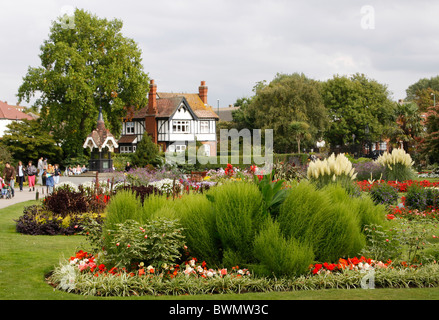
2,200,439,301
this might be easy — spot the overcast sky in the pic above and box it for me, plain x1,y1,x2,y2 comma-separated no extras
1,0,439,109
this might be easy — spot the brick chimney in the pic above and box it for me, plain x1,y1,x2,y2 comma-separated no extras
145,79,158,144
148,79,157,114
199,81,208,105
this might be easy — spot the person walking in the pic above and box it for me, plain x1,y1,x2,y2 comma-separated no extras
16,161,25,192
2,162,16,198
26,161,37,191
37,157,44,185
46,164,55,194
53,164,61,185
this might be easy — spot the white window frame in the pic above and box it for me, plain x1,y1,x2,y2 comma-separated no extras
126,122,135,134
173,120,190,133
200,120,209,133
176,145,186,153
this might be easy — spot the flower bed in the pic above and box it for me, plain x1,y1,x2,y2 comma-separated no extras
357,179,439,192
48,250,439,296
45,163,439,296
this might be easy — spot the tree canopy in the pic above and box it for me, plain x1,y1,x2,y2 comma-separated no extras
321,73,396,149
1,119,63,165
17,9,149,159
234,73,328,153
405,75,439,111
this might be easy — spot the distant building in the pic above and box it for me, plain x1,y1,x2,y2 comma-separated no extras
118,80,219,156
0,100,34,137
217,105,240,122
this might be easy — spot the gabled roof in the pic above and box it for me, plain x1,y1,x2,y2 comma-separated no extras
157,92,219,119
0,101,34,120
124,92,219,121
83,108,118,152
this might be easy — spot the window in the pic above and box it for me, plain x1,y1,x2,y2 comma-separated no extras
176,145,186,153
126,122,135,134
173,120,190,133
120,146,133,153
200,121,209,133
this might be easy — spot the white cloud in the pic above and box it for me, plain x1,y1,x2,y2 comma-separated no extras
1,0,439,107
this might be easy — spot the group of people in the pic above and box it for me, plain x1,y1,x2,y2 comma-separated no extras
65,164,87,176
1,157,63,198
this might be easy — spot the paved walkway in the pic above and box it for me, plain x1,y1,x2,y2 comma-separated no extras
0,174,109,210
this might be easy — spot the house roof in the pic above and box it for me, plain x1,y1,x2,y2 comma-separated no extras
83,108,118,152
0,101,33,120
157,92,219,119
118,134,137,144
124,92,219,121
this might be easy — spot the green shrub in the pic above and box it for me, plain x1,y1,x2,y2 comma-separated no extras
103,218,186,270
175,193,221,266
277,181,331,242
209,181,265,264
369,183,399,206
405,184,439,211
351,195,387,231
253,219,314,277
278,181,365,262
142,193,175,221
104,190,143,228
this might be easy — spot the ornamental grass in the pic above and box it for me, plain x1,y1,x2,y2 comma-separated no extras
376,148,416,181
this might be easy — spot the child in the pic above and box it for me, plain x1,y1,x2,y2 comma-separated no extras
1,178,10,198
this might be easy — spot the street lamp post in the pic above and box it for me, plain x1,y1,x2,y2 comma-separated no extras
365,124,371,158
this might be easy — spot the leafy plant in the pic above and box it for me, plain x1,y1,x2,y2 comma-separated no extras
360,224,403,262
103,218,186,270
405,184,439,211
43,185,89,216
253,170,289,217
369,182,399,206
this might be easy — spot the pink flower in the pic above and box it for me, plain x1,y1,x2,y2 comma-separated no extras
220,268,227,276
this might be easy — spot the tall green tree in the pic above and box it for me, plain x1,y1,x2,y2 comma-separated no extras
388,102,424,152
406,76,439,111
289,121,311,154
238,73,328,153
419,103,439,164
17,9,149,159
1,119,63,165
321,73,396,149
131,134,161,168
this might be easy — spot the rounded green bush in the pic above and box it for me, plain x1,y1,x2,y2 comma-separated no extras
253,218,314,277
323,183,387,231
209,181,265,264
104,190,143,229
278,181,366,262
177,193,221,266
